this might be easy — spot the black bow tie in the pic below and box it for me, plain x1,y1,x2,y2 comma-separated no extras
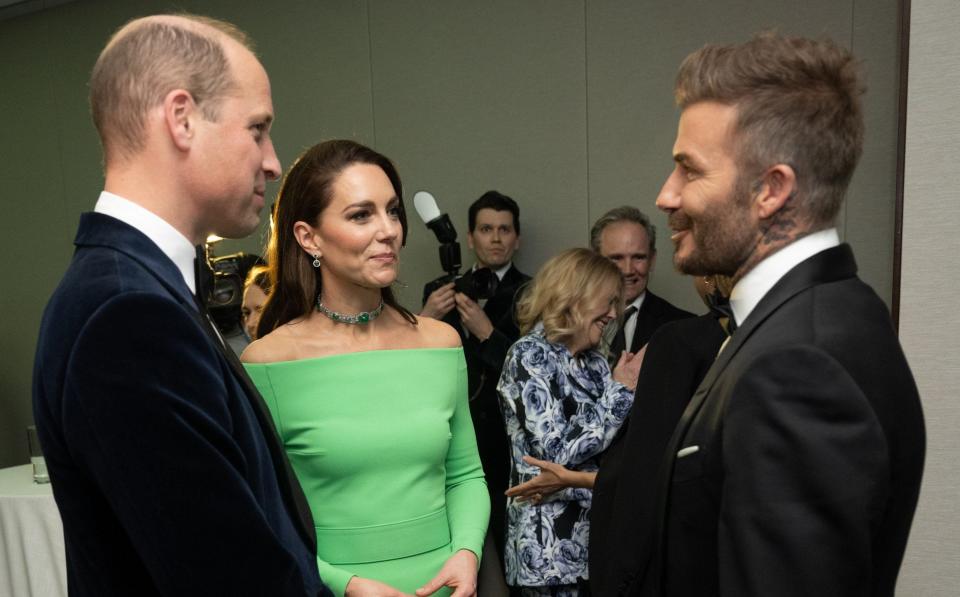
706,290,737,335
194,245,214,310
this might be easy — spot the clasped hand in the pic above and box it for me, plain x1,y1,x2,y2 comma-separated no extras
344,549,478,597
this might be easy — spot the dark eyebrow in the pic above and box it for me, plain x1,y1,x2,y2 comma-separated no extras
250,113,274,126
340,196,399,213
673,152,700,170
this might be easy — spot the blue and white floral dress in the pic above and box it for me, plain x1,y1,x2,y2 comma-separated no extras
497,323,634,590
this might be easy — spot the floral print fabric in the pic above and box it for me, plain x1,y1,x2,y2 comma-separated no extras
497,323,634,588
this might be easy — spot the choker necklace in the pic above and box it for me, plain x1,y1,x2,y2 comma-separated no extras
315,297,384,324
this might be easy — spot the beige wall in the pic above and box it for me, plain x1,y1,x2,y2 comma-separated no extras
896,0,960,593
0,2,901,473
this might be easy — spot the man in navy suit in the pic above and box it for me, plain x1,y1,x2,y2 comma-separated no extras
32,15,328,596
645,33,925,596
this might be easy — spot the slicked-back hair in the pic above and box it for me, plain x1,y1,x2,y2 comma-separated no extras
516,248,623,346
468,190,521,235
675,32,865,226
90,15,252,162
257,140,415,338
589,205,656,254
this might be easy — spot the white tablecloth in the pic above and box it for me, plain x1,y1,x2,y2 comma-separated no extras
0,464,67,597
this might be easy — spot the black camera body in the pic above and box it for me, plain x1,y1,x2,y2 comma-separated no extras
198,245,263,341
421,211,498,302
424,267,499,303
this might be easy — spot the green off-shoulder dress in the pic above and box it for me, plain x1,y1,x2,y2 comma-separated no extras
245,348,490,596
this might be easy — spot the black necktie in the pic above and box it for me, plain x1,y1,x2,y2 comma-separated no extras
609,305,638,361
706,290,737,335
192,245,318,554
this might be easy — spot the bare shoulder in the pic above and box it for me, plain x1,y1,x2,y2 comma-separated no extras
415,315,462,349
240,327,298,363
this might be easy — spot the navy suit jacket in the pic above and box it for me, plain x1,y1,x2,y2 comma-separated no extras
33,213,328,596
648,244,925,597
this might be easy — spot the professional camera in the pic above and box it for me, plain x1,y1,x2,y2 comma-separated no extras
414,191,498,302
199,239,264,351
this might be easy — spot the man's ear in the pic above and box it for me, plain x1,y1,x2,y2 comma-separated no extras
466,230,475,251
754,164,797,220
649,249,656,272
163,89,197,151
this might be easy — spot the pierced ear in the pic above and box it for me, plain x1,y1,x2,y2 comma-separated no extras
755,164,797,220
292,220,322,255
163,89,196,151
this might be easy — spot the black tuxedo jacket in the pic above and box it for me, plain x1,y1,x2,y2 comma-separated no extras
589,315,726,596
617,291,694,358
647,244,924,597
32,213,328,596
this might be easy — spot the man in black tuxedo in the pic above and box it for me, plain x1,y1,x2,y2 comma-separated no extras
590,206,693,364
32,15,328,596
420,190,530,571
644,33,925,596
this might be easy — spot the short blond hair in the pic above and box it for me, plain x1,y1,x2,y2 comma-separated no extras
517,248,623,345
89,15,252,162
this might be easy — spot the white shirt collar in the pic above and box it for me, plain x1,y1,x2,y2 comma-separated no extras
729,228,840,327
474,261,513,281
94,191,198,293
626,291,646,314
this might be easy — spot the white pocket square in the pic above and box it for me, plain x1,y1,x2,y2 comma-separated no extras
677,445,700,458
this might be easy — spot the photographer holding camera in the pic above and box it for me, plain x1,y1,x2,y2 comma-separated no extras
420,190,530,577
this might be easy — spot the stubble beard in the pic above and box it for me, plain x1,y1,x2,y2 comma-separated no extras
670,177,758,277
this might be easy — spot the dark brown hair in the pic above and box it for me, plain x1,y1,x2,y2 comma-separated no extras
675,32,865,226
257,140,415,337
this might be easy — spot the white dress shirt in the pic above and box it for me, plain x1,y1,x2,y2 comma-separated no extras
94,191,198,294
729,228,840,328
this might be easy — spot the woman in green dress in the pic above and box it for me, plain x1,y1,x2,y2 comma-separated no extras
242,140,489,597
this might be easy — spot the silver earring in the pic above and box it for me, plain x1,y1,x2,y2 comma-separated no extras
312,254,321,268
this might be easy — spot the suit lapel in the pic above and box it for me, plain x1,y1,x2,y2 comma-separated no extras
649,243,858,591
191,305,318,553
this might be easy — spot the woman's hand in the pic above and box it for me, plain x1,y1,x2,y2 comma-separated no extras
415,549,478,597
612,343,647,390
345,576,414,597
505,456,596,503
